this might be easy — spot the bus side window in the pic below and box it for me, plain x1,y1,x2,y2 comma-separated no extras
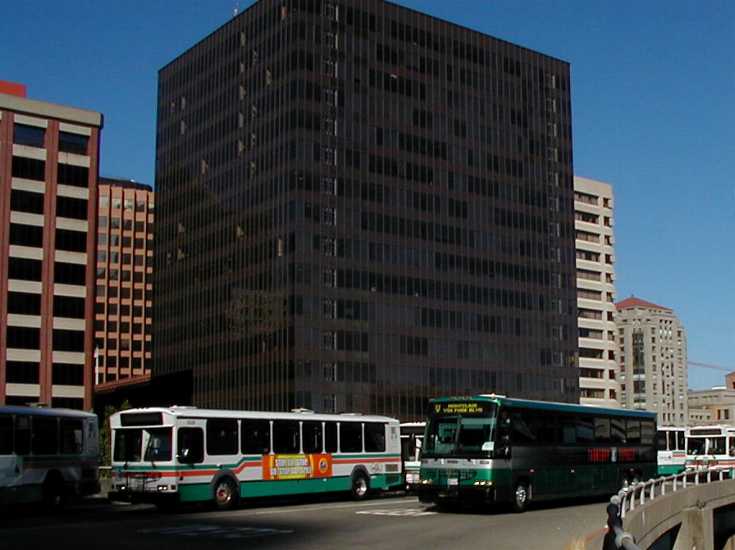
242,420,270,455
325,422,338,453
32,416,58,455
273,420,300,454
657,430,667,450
60,418,84,454
595,418,611,445
15,416,31,456
302,421,323,454
206,419,238,455
610,418,626,445
0,415,12,454
677,431,685,451
576,416,594,445
340,422,362,452
178,427,204,463
641,421,655,446
560,415,576,445
626,421,641,445
364,423,385,452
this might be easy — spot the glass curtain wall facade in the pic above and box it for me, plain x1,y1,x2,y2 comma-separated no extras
154,0,578,419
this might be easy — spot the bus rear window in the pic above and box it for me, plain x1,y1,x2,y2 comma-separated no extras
114,429,142,462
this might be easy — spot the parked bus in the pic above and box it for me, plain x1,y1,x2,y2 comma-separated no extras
417,395,657,512
686,425,735,470
400,422,424,489
0,406,99,507
109,407,402,509
656,426,686,475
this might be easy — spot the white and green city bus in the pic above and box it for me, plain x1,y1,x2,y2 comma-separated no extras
0,406,99,507
109,406,402,509
417,395,657,512
400,422,424,489
686,425,735,470
656,426,686,475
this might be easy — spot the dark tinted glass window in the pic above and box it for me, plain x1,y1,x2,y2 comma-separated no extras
56,196,88,220
9,223,43,247
576,417,594,444
53,295,85,318
52,363,84,385
32,416,58,455
560,414,576,445
677,431,685,450
241,419,270,454
657,430,667,450
595,418,611,444
627,420,641,445
273,420,300,453
10,189,45,214
641,420,655,445
52,329,85,352
15,416,31,455
5,361,39,383
611,418,627,444
0,415,12,454
510,410,538,445
57,163,89,187
59,132,89,155
6,326,40,349
206,419,238,455
60,418,84,454
340,422,362,452
8,257,42,280
55,229,87,253
114,429,142,462
54,262,86,285
325,422,338,452
11,156,45,180
13,124,45,147
7,291,41,315
178,427,204,463
302,421,322,454
364,423,386,452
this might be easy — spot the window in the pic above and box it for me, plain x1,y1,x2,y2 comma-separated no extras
113,429,142,462
273,420,300,453
58,132,89,155
54,262,86,285
5,361,39,383
10,189,45,214
57,163,89,187
13,124,45,147
627,420,641,445
53,295,85,319
206,419,238,455
594,418,610,444
60,418,84,454
56,196,88,220
144,428,172,461
657,430,667,451
15,416,31,455
302,421,323,454
8,257,42,280
0,415,12,454
325,422,338,453
6,326,40,349
364,423,386,452
7,291,41,315
53,329,85,352
241,419,270,454
340,422,362,452
32,416,59,455
11,156,45,180
510,410,538,445
177,427,204,463
641,420,655,445
9,223,43,248
52,363,84,385
56,228,87,253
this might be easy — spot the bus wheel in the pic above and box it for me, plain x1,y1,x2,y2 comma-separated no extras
213,477,239,511
351,472,370,500
512,481,529,513
42,474,65,510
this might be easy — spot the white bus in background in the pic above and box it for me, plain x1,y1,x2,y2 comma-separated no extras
109,407,402,509
0,406,99,507
656,426,687,475
400,422,424,490
686,425,735,470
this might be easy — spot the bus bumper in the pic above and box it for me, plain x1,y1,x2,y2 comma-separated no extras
108,486,179,505
416,484,496,505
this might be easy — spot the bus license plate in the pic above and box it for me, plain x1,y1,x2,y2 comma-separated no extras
448,478,458,486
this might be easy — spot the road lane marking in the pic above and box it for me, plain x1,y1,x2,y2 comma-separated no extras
355,508,437,517
250,498,419,516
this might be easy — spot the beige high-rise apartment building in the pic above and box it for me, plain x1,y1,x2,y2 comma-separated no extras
574,176,619,407
616,297,688,425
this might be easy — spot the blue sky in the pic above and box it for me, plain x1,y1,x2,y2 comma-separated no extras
1,1,733,388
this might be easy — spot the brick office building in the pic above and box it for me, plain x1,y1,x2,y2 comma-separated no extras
0,82,102,410
154,0,578,418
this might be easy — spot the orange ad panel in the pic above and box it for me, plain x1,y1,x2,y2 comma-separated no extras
262,453,333,480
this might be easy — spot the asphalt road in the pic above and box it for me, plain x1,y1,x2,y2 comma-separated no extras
0,493,608,550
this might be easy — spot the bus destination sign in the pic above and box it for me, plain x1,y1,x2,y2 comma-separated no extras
433,402,486,415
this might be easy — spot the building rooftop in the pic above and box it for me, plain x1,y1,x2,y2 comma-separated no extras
100,177,153,192
0,81,102,127
615,296,672,312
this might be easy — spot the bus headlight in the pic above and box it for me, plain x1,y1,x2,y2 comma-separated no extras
473,480,493,486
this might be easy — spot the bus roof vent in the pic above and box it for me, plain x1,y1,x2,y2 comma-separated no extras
339,412,363,416
291,408,314,413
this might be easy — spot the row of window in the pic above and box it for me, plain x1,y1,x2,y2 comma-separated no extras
11,156,89,187
6,327,85,352
6,292,84,318
7,257,86,285
4,361,83,385
13,124,89,154
9,223,87,253
10,189,88,219
0,413,85,455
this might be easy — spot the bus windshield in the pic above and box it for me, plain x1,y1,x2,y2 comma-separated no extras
423,403,497,458
113,428,172,462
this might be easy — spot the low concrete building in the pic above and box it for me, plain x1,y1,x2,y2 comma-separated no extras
688,386,735,426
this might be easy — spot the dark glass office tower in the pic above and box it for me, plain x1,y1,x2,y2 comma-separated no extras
154,0,578,419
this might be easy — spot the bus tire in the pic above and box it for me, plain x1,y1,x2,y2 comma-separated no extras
213,476,239,511
511,481,529,513
351,471,370,500
42,472,66,510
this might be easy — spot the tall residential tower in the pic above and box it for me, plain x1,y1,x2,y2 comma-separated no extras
154,0,578,418
0,82,102,410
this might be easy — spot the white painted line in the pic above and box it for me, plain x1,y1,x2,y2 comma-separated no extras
250,498,419,516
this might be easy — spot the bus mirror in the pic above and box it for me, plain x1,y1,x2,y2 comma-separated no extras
415,438,422,449
482,441,494,452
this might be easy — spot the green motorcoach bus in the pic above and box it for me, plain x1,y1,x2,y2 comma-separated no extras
417,395,657,512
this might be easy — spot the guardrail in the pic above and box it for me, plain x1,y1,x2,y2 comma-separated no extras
601,466,735,550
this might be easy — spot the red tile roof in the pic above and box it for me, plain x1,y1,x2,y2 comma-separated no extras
615,296,671,312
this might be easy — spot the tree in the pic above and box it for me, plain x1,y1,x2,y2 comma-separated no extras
99,399,132,468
